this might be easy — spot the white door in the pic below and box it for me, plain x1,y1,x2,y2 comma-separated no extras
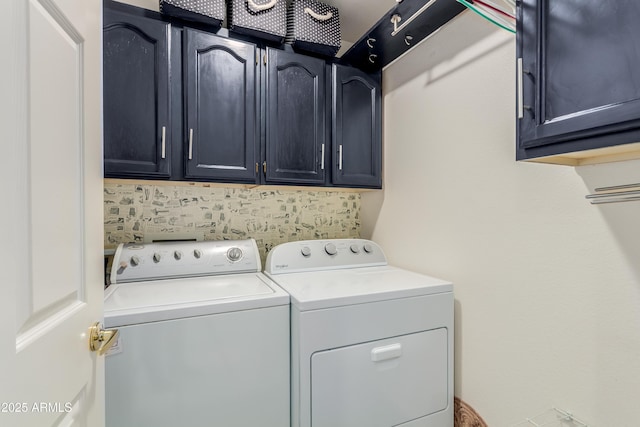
0,0,105,426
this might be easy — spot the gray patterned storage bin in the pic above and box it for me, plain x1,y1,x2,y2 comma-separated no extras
228,0,287,43
159,0,225,29
286,0,340,57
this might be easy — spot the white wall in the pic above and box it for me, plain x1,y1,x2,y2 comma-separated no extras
362,12,640,426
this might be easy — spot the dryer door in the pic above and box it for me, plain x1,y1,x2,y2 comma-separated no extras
311,328,448,427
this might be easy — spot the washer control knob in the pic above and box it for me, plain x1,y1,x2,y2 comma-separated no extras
227,247,243,262
193,249,202,259
301,246,312,257
174,251,182,261
130,255,140,266
153,253,161,263
350,244,360,254
363,243,374,254
324,243,338,256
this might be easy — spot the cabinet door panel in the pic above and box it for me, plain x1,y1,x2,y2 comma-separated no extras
184,29,257,182
103,8,170,178
266,49,326,184
332,65,381,188
518,0,640,157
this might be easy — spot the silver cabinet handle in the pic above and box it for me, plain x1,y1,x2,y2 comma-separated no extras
517,57,524,119
321,143,325,170
188,128,193,160
338,144,343,170
161,126,166,159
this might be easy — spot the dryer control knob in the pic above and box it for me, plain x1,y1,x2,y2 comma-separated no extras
174,251,182,260
130,255,140,266
227,247,243,262
325,243,338,256
350,244,360,254
301,246,312,257
153,253,161,263
363,243,374,253
193,249,202,259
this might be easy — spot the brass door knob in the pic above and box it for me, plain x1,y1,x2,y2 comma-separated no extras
88,322,119,355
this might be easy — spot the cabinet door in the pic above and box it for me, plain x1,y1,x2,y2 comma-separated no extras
184,29,258,182
103,7,170,178
265,48,327,185
332,65,381,188
518,0,640,160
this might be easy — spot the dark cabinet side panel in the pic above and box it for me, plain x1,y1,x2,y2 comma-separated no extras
518,0,640,159
332,65,382,188
103,9,170,178
265,49,327,185
184,29,258,182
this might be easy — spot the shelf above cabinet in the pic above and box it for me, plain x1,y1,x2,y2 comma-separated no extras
341,0,465,72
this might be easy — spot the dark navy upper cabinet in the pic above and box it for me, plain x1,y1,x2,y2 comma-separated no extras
265,48,327,185
517,0,640,164
183,29,258,183
332,65,382,188
102,1,383,187
103,6,171,178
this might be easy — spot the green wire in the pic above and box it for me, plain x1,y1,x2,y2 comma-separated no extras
457,0,516,34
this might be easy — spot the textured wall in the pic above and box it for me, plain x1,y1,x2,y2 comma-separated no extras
362,13,640,427
104,182,360,260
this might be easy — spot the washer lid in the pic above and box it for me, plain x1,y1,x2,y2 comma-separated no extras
103,273,289,327
267,266,452,311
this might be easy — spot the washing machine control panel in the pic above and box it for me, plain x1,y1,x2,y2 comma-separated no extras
265,239,387,274
110,239,261,284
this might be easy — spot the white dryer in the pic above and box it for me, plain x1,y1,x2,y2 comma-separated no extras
265,238,453,427
104,239,289,427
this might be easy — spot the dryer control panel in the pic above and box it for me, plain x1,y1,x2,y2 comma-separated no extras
110,239,261,284
265,239,387,274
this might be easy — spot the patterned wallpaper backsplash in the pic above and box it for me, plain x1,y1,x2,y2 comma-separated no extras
104,182,361,261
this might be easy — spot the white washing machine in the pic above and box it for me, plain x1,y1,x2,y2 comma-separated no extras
104,239,289,427
265,238,453,427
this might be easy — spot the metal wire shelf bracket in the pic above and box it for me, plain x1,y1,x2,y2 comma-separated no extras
585,182,640,204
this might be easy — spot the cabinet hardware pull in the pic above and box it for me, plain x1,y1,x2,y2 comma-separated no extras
338,145,343,170
255,162,259,174
188,128,194,160
404,35,413,46
391,0,437,36
369,54,377,64
263,161,267,174
247,0,277,13
161,126,166,159
263,53,267,66
366,38,376,48
304,7,333,21
517,57,524,119
321,143,325,170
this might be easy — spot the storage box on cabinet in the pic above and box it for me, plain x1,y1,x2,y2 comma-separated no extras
228,0,287,43
159,0,225,30
287,0,340,57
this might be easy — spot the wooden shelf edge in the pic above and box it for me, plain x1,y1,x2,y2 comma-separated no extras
524,142,640,167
